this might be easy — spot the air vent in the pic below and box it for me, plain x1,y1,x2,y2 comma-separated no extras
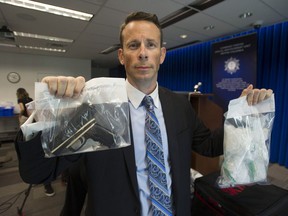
160,7,198,28
100,44,121,54
48,43,66,48
190,0,224,11
160,0,224,28
0,26,15,41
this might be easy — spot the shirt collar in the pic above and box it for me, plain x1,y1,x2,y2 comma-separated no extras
126,80,160,109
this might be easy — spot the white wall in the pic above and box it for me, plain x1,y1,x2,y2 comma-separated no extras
0,52,91,112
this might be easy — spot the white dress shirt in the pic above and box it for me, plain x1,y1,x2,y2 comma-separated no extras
126,80,172,216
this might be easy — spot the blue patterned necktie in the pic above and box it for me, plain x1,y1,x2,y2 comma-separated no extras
143,96,173,216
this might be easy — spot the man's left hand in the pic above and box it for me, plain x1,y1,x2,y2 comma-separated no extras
240,84,273,105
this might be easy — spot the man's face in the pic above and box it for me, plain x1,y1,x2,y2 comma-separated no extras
118,20,166,94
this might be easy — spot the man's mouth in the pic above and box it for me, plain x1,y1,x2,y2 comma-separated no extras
135,65,151,70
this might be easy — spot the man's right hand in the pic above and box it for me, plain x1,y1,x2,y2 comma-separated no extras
41,76,86,98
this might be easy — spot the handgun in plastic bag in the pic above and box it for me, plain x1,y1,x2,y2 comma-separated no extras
48,103,118,156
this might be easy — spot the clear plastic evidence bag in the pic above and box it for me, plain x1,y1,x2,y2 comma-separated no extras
21,77,131,157
217,94,275,188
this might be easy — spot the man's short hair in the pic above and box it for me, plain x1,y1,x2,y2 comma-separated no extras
119,11,163,48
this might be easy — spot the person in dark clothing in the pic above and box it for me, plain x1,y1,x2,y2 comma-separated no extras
16,88,33,125
16,87,55,197
60,158,87,216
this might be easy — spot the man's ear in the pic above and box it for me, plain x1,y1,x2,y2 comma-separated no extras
160,47,166,64
118,48,124,65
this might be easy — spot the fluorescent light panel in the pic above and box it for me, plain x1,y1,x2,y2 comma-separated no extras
14,31,73,43
0,0,93,21
19,45,66,52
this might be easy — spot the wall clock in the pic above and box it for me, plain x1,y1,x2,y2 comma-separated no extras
7,72,21,83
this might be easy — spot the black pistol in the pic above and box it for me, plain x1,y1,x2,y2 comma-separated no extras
49,103,117,156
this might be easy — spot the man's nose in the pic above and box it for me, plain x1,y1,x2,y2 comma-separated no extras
138,44,148,61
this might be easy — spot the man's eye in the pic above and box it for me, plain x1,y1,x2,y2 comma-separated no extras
147,43,156,48
128,43,138,49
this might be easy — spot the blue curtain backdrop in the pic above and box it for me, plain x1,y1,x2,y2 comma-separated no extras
158,42,213,93
158,21,288,167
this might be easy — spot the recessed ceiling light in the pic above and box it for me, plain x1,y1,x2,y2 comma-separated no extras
203,25,215,30
239,12,253,19
19,45,66,52
163,42,167,45
0,0,93,21
180,34,187,39
14,31,73,43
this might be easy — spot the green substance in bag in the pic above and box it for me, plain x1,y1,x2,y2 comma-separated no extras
247,160,256,182
223,165,236,183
